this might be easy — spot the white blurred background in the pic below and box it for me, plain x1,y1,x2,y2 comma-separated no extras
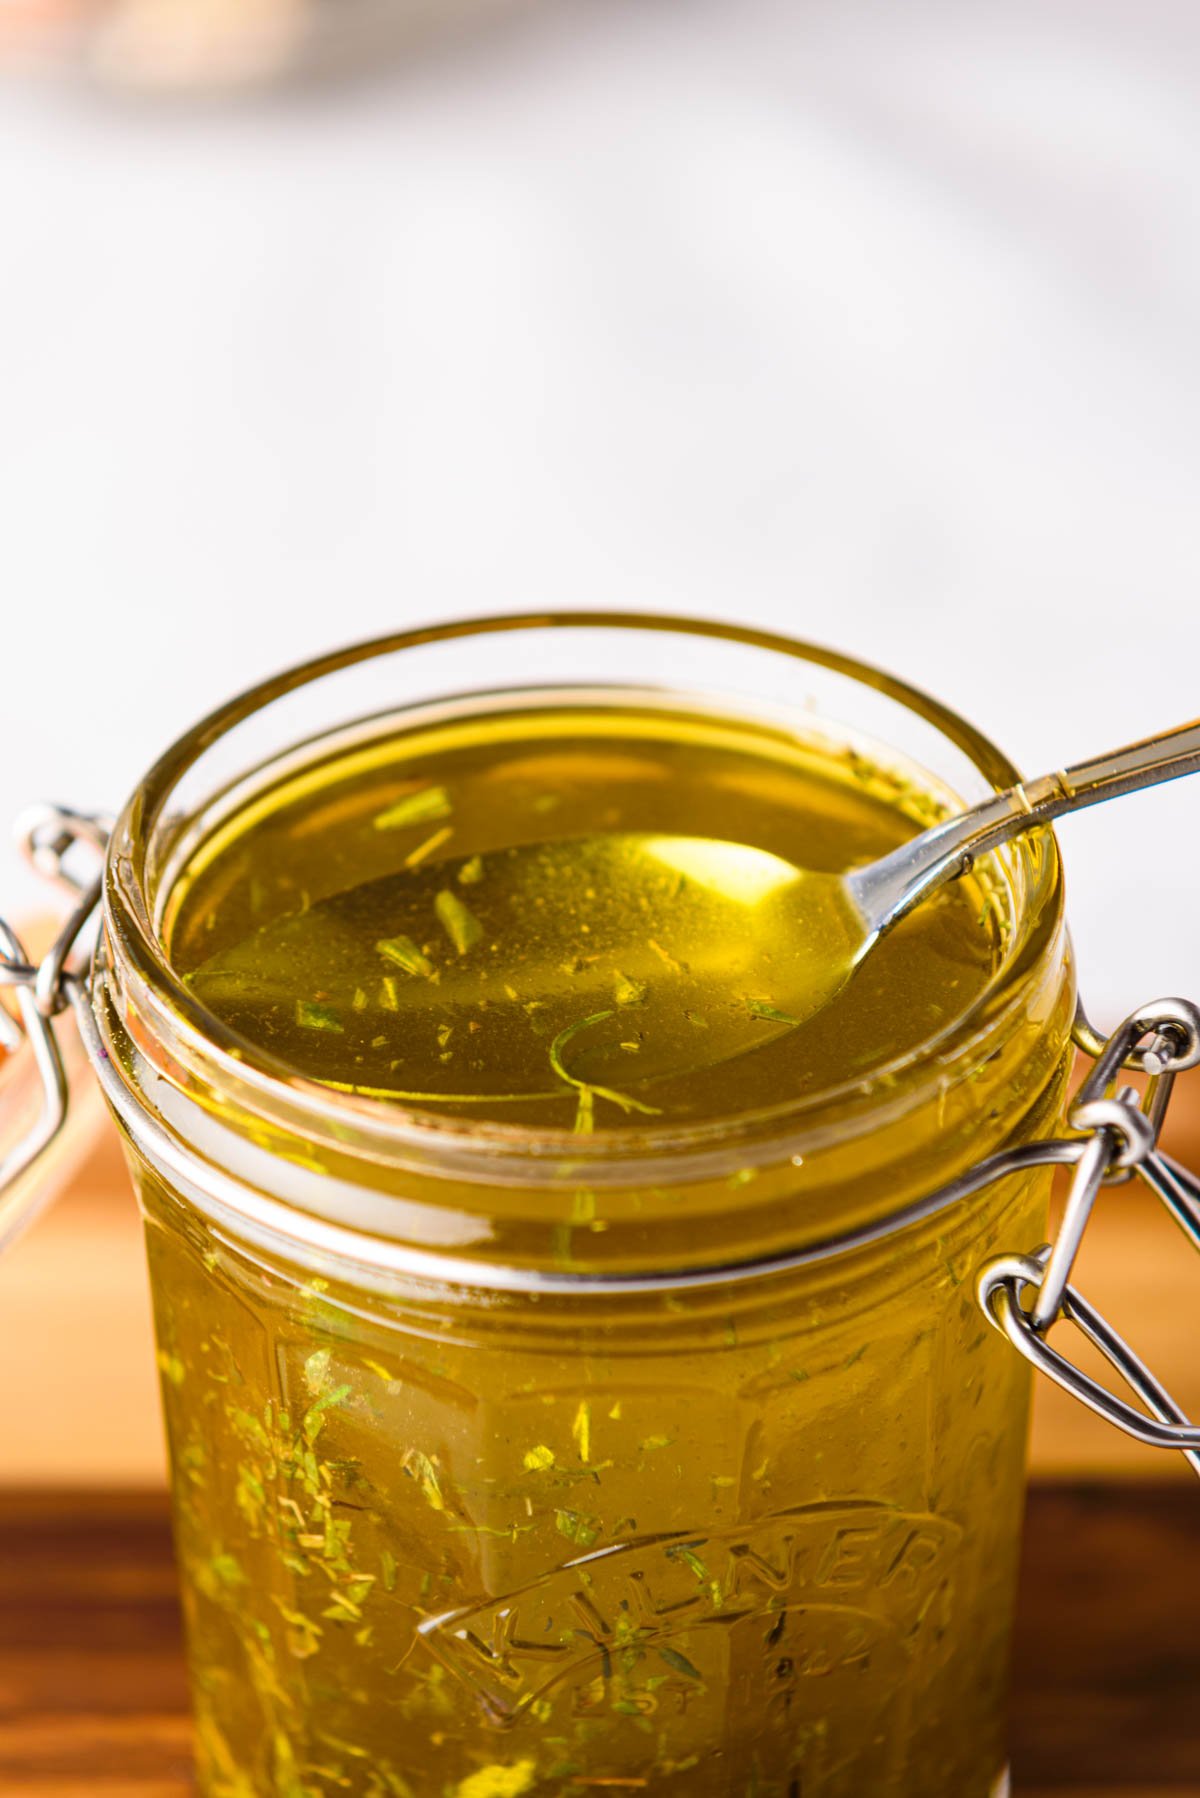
2,0,1199,1025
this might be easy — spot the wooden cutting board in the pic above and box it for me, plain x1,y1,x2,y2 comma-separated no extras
0,1484,1196,1792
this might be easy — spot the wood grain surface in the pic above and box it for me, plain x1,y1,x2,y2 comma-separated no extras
0,1485,1195,1795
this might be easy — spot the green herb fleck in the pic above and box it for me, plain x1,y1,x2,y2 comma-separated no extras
302,1382,351,1443
555,1508,602,1549
404,825,453,869
404,1449,445,1513
613,971,646,1006
548,1012,661,1123
208,1551,246,1588
317,1730,370,1760
435,889,484,955
376,935,434,978
748,999,804,1027
295,1000,344,1033
272,1597,322,1660
658,1644,705,1682
373,786,452,831
667,1544,709,1583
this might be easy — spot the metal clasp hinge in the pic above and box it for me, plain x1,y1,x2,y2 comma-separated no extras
978,997,1200,1478
0,807,109,1251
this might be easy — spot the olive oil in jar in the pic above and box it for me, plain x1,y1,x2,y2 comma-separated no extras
168,701,1001,1131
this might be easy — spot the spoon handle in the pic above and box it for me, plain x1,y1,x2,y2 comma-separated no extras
1058,717,1200,809
849,717,1200,934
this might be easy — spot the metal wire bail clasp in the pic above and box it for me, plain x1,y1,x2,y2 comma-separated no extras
978,998,1200,1477
0,806,109,1251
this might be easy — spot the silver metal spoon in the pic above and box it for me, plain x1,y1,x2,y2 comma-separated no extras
748,715,1200,1035
845,715,1200,954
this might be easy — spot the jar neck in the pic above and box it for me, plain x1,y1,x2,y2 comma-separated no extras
94,867,1073,1283
90,610,1073,1284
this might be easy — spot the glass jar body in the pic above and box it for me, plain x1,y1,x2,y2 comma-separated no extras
91,614,1075,1797
127,1104,1063,1798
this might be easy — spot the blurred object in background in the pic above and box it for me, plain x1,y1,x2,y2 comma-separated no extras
0,0,526,90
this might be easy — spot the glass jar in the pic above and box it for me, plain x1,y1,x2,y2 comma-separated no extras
5,616,1083,1796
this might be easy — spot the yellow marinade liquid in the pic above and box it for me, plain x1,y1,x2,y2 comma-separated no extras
139,700,1048,1798
168,702,1000,1126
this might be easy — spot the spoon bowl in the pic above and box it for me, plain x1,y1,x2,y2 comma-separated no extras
185,717,1200,1113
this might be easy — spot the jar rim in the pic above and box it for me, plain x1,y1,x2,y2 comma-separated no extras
100,610,1068,1185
